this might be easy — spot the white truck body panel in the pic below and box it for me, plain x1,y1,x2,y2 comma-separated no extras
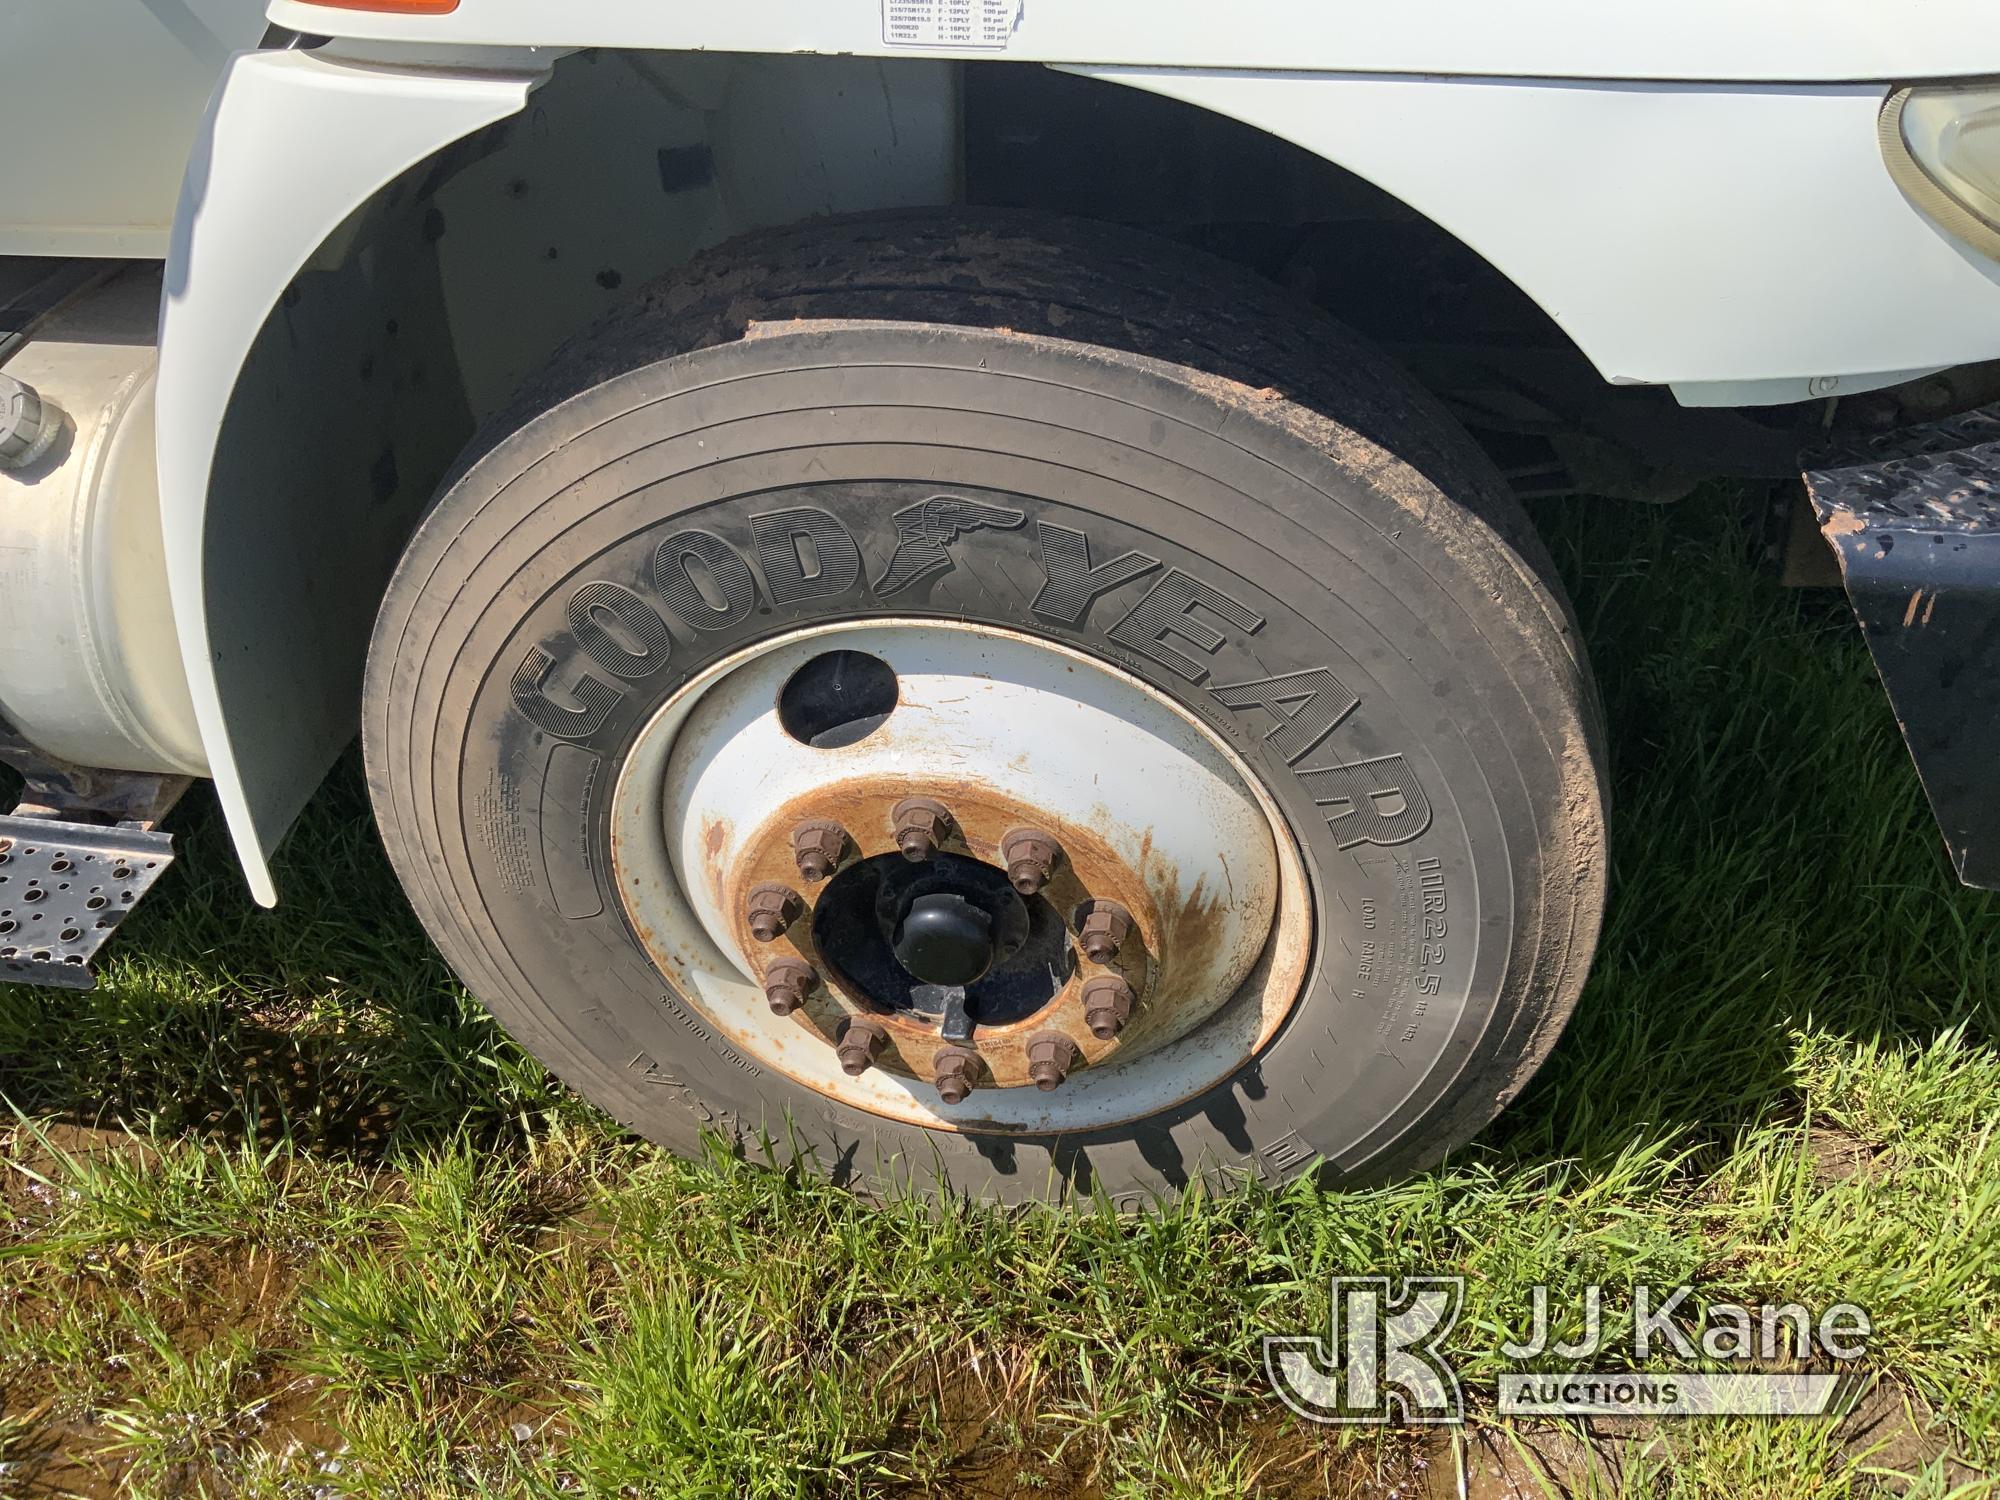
268,0,2000,84
4,0,266,256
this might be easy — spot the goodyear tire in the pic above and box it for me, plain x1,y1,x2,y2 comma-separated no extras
364,212,1607,1202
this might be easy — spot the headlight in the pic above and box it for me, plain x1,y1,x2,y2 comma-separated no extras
1882,84,2000,261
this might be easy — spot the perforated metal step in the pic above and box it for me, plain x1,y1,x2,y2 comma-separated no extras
0,820,175,990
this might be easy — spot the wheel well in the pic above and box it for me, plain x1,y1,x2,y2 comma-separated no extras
235,47,1799,553
964,64,1820,494
441,52,1815,498
186,44,1791,900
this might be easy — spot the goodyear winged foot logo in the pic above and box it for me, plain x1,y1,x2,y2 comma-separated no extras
873,495,1026,595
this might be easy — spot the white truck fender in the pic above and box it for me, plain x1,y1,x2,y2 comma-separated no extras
156,48,545,906
1080,68,2000,400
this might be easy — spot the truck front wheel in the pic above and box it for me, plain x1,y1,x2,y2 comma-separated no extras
363,214,1606,1200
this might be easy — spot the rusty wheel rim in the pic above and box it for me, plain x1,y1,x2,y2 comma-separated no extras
608,620,1312,1132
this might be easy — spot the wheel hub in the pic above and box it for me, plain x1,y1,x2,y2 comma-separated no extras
892,888,1000,987
608,620,1312,1131
818,849,1056,1022
873,854,1032,992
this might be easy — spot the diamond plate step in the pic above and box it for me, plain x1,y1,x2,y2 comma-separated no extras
0,821,175,990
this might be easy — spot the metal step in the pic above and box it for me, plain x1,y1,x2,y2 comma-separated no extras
0,819,175,989
0,713,188,990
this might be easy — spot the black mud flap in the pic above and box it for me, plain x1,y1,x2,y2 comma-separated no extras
1804,402,2000,889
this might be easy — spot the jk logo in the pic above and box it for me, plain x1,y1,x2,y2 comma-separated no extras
873,494,1025,595
1264,1276,1465,1424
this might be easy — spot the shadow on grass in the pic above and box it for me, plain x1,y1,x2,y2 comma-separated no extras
0,758,583,1157
1490,488,1996,1176
0,487,1993,1178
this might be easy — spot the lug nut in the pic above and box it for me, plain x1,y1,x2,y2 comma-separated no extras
890,797,953,862
790,819,850,882
836,1016,888,1076
1081,974,1134,1040
933,1044,983,1104
1026,1032,1079,1092
762,957,818,1017
746,881,804,942
1075,899,1133,965
1000,827,1063,896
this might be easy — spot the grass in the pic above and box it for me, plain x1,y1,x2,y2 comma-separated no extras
0,486,1996,1496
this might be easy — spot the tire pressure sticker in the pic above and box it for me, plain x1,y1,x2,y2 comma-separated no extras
883,0,1020,49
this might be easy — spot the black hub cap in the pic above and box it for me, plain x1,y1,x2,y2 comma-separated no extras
894,892,997,986
810,851,1075,1026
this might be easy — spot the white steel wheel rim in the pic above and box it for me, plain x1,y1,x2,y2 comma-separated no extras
608,619,1312,1133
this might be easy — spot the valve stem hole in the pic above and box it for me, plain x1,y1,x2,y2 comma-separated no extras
777,650,899,748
